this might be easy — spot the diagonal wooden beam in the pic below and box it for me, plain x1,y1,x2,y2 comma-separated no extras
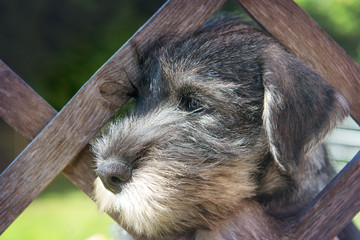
286,151,360,239
0,59,96,196
0,59,141,238
0,61,56,141
237,0,360,125
0,0,227,234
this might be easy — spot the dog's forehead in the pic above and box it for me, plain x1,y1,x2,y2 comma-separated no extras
137,20,270,108
139,61,245,106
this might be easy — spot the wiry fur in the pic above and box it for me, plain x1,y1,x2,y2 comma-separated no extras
92,18,351,239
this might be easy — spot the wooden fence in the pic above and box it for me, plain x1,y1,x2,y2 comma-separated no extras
1,0,360,239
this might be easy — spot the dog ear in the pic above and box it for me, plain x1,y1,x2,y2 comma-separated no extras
261,44,349,172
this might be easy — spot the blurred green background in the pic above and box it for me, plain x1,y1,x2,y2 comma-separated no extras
0,0,359,239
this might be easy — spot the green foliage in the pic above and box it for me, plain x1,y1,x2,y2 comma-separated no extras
295,0,360,63
0,0,165,110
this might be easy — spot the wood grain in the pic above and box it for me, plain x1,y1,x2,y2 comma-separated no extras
0,0,226,234
285,151,360,240
0,60,56,140
0,59,132,236
0,59,96,197
237,0,360,125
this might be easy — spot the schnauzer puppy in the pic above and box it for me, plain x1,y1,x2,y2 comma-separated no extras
92,18,352,239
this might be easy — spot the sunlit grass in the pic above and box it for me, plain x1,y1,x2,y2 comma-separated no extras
1,176,114,240
355,214,360,229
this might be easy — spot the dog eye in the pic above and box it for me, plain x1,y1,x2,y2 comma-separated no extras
178,96,203,113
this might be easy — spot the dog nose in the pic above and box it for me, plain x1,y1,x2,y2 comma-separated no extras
96,160,132,194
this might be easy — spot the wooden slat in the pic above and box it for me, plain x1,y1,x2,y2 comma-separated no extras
237,0,360,125
0,0,227,234
286,151,360,239
0,60,140,237
0,60,56,140
0,60,96,196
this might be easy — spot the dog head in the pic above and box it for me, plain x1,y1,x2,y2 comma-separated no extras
92,18,348,239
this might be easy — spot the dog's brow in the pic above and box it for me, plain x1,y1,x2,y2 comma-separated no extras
176,79,241,96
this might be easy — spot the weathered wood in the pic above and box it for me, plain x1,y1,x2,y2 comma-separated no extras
0,0,227,234
0,60,56,140
0,59,96,197
0,60,131,235
285,151,360,240
237,0,360,125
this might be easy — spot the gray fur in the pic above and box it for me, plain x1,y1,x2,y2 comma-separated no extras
92,18,350,240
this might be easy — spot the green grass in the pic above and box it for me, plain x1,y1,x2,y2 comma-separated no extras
1,176,114,240
355,214,360,229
